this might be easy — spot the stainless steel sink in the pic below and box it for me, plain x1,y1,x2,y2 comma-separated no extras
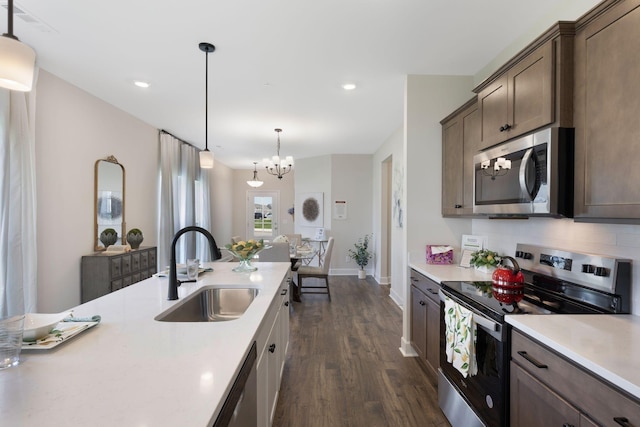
155,287,259,322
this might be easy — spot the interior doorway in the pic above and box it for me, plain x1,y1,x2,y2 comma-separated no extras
246,190,280,241
380,156,392,284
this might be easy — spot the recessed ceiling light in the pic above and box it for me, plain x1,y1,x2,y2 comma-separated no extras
134,81,150,88
342,83,356,91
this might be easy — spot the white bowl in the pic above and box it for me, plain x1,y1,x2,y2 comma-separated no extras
23,312,71,341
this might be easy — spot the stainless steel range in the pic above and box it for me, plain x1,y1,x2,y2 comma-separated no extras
437,243,631,427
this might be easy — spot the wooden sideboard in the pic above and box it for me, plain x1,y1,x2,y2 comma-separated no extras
81,246,157,303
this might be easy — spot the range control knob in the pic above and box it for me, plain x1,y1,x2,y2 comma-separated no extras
515,251,532,259
594,267,609,277
582,264,595,273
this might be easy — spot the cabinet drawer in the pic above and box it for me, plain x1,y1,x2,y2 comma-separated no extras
121,254,132,275
409,270,440,304
131,253,141,271
512,330,640,426
110,258,122,278
148,249,157,270
122,275,132,288
140,251,149,270
111,279,122,291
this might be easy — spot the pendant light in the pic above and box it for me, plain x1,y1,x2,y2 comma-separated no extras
265,128,293,179
198,42,215,169
247,162,264,188
0,0,36,91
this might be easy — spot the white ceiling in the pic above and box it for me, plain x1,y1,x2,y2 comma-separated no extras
5,0,599,169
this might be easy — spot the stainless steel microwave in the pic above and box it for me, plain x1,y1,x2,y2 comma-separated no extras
473,127,574,217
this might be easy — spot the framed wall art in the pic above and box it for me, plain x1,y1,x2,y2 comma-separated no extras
296,192,324,227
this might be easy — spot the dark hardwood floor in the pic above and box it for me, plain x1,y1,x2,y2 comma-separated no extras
273,275,450,427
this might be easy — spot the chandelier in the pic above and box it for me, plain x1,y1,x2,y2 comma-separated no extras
481,157,511,180
247,162,264,188
265,128,293,179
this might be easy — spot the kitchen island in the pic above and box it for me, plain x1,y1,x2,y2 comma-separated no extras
0,262,290,427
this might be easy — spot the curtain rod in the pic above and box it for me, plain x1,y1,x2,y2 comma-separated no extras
160,129,201,151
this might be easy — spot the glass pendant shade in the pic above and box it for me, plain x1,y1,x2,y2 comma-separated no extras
0,35,36,92
247,162,263,187
247,179,264,188
199,150,214,169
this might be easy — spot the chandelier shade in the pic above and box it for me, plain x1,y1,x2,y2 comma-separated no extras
0,0,36,92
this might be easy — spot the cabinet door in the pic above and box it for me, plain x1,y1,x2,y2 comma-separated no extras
508,40,554,138
442,99,478,216
425,297,440,377
478,40,554,150
478,74,509,149
442,118,463,214
410,285,427,360
510,361,581,427
574,0,640,219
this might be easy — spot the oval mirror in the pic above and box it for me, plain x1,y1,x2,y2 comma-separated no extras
94,156,125,250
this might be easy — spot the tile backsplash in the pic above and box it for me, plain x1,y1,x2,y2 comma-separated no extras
472,217,640,315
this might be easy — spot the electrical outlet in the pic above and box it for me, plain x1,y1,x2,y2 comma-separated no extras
345,255,350,263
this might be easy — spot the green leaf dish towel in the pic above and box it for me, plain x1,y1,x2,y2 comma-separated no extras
443,296,477,378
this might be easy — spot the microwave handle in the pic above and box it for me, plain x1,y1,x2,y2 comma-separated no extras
519,148,535,201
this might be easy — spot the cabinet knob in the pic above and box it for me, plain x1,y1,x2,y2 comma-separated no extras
562,424,575,427
499,124,512,132
454,204,462,209
419,300,426,306
269,344,276,353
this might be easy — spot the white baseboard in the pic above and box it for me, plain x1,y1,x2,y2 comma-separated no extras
400,336,418,357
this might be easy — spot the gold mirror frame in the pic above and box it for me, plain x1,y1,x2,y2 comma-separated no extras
94,155,126,251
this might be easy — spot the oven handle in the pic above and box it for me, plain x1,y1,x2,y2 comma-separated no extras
439,290,499,332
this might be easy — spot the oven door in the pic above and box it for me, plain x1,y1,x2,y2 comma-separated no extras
439,290,509,427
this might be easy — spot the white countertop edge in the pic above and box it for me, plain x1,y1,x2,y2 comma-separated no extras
506,315,640,400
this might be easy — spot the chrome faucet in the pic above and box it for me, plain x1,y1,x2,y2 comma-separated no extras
168,226,221,300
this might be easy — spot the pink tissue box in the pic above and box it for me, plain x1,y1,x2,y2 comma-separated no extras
426,245,454,264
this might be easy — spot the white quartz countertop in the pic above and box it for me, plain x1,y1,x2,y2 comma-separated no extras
506,314,640,399
408,262,640,400
1,262,290,427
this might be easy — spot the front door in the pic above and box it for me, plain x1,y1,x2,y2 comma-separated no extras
246,190,280,241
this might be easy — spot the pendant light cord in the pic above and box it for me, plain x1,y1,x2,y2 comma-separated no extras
5,0,15,39
204,48,208,151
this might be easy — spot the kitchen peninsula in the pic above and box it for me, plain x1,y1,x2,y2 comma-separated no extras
0,262,290,426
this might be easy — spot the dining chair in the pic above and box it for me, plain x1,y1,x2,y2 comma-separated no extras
284,233,302,247
297,237,334,301
256,242,290,262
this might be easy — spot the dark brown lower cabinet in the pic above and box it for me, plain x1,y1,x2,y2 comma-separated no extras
511,330,640,427
410,269,440,378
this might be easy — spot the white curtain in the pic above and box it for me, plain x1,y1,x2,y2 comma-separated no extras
0,73,38,317
157,132,213,269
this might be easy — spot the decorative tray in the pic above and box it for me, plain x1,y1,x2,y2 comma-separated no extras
22,321,99,350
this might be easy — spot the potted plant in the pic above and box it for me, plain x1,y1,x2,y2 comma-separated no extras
470,249,501,273
348,234,372,279
99,228,118,249
126,228,144,249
